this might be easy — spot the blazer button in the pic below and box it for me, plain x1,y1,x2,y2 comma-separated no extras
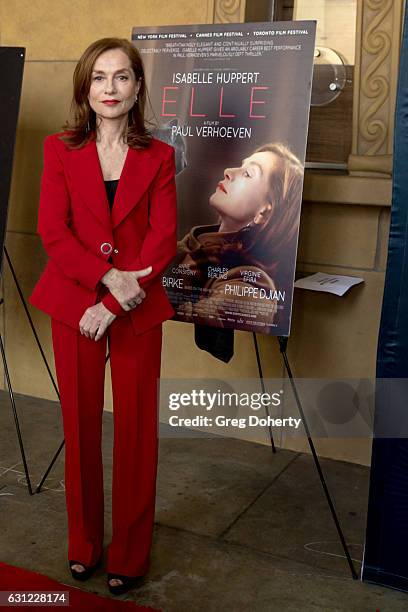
100,242,113,255
113,248,119,254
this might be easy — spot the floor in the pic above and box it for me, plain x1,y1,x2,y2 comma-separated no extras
0,390,407,611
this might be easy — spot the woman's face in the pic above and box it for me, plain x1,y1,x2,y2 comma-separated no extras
209,151,282,230
88,48,141,121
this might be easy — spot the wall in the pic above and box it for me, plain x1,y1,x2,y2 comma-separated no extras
0,0,402,466
294,0,357,64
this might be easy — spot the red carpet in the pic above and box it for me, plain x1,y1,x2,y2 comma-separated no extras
0,561,161,610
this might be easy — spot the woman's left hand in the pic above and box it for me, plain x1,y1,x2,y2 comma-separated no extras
79,302,116,341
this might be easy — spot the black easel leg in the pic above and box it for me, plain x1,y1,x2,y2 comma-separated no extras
35,440,65,494
277,336,359,580
4,247,64,494
0,328,34,495
252,333,276,453
4,247,59,396
4,247,112,494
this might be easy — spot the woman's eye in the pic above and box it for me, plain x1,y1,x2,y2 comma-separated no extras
244,170,251,177
93,75,128,81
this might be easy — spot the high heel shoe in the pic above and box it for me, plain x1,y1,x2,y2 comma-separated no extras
69,559,101,581
107,572,144,596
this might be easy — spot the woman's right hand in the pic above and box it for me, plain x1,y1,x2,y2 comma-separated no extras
101,266,152,311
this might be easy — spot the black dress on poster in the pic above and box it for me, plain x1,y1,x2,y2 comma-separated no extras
0,47,25,275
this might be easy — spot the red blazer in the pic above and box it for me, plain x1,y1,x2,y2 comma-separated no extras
29,132,177,336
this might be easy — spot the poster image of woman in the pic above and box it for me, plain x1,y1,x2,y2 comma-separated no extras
169,142,304,335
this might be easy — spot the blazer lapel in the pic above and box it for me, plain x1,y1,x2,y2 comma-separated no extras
68,139,161,230
111,144,161,229
68,139,111,230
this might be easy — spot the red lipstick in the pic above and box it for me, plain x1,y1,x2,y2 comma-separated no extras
102,100,120,105
217,181,227,193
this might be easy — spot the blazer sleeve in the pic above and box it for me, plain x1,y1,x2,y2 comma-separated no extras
101,290,127,316
37,136,114,291
101,145,177,315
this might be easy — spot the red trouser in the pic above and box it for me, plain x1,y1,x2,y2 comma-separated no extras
50,313,162,576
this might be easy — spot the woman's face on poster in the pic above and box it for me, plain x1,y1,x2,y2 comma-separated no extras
209,151,281,227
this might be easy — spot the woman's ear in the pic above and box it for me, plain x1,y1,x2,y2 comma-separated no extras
253,203,273,225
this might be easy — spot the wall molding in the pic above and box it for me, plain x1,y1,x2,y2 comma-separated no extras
212,0,246,23
348,0,404,176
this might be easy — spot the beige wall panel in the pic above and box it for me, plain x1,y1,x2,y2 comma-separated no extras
162,320,283,380
376,208,391,272
288,266,384,378
0,1,212,60
255,331,285,379
8,62,74,234
104,361,113,412
281,437,372,467
302,173,392,207
294,0,357,65
297,202,380,269
3,232,56,400
16,62,73,133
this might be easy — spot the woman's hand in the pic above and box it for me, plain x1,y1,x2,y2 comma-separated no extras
79,302,116,341
101,266,151,311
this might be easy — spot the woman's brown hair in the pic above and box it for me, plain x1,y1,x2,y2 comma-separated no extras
60,37,152,149
221,142,304,287
253,142,304,270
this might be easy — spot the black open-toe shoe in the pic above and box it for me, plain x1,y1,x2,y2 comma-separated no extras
107,572,144,596
69,559,101,581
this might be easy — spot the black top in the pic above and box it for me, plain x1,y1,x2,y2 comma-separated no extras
104,179,119,209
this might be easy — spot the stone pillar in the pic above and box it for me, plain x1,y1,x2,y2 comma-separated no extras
348,0,405,177
208,0,246,23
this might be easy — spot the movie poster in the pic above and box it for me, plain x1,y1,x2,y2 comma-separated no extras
132,22,316,336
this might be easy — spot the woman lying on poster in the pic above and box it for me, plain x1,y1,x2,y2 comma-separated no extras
170,143,304,335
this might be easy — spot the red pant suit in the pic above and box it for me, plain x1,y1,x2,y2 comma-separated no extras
29,132,177,576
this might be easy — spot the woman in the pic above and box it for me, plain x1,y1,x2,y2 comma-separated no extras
173,143,303,334
29,38,177,595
